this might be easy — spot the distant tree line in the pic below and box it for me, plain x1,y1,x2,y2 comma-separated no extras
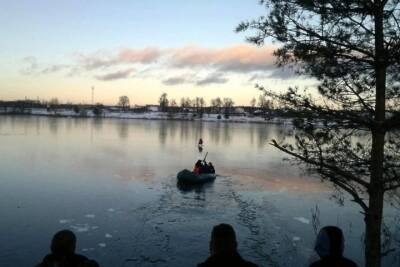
0,93,310,120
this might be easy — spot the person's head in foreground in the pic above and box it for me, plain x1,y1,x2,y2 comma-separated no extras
37,229,99,267
51,229,76,258
310,226,358,267
210,223,237,255
198,223,258,267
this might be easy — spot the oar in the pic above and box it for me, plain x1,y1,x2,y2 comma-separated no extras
203,152,208,162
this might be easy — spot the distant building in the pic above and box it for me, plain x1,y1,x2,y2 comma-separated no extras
253,109,263,115
146,105,160,112
130,105,147,113
234,107,246,115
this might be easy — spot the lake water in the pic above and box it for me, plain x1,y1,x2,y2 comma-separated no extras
0,116,398,267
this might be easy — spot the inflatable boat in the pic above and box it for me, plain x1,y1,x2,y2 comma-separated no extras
177,169,216,184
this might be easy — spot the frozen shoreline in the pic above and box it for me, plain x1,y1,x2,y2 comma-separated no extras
0,108,295,125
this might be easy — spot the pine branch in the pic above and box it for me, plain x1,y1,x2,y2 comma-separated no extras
319,169,369,211
270,139,370,188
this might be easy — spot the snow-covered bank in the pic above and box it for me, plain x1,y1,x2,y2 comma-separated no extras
0,108,294,125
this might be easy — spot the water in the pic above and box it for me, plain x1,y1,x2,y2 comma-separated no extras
0,116,398,267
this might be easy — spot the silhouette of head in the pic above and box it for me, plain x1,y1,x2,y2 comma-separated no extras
210,224,237,255
315,226,345,258
196,160,202,166
208,162,213,166
50,230,76,257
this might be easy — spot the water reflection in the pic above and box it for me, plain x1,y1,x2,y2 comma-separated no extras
92,118,103,132
117,120,129,139
48,118,59,134
158,120,168,145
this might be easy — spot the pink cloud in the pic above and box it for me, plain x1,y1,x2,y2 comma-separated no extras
77,44,277,73
78,47,162,70
171,44,277,72
117,47,161,64
21,44,294,82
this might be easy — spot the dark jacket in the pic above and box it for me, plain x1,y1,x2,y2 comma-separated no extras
310,256,358,267
37,253,99,267
198,252,258,267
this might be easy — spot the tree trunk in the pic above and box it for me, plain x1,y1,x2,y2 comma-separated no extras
364,186,384,267
365,3,387,267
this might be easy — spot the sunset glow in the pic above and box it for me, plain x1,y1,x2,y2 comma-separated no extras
0,0,314,105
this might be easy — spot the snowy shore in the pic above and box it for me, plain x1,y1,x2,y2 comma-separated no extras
0,107,294,125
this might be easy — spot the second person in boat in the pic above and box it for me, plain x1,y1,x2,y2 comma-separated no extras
193,160,203,175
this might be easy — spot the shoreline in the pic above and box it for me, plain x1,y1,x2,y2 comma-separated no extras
0,109,294,125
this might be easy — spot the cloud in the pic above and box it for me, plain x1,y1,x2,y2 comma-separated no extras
162,73,228,86
41,64,70,74
162,76,188,86
248,68,305,82
171,44,277,73
20,57,72,76
20,56,39,75
196,73,228,86
76,44,277,73
20,44,301,84
118,47,161,64
78,47,161,70
95,68,135,81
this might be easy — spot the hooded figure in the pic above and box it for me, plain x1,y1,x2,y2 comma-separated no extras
197,224,258,267
310,226,358,267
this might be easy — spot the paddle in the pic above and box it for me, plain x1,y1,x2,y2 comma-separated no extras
203,152,208,163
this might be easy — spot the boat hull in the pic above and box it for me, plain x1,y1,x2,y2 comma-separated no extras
177,169,216,184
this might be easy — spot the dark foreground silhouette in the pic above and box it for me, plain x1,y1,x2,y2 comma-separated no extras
197,223,258,267
310,226,358,267
36,230,99,267
35,225,360,267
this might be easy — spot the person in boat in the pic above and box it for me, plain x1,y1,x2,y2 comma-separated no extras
197,224,258,267
309,226,358,267
193,160,203,175
200,160,210,174
198,138,203,146
36,229,99,267
207,162,215,174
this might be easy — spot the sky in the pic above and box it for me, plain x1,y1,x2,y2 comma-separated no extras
0,0,314,106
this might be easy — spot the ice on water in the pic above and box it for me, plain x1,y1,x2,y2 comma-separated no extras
105,233,113,238
293,217,310,224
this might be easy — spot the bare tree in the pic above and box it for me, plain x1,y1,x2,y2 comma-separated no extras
211,97,223,114
118,96,130,111
193,97,206,115
159,93,169,112
169,99,177,113
222,98,234,118
180,97,192,113
49,98,59,106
